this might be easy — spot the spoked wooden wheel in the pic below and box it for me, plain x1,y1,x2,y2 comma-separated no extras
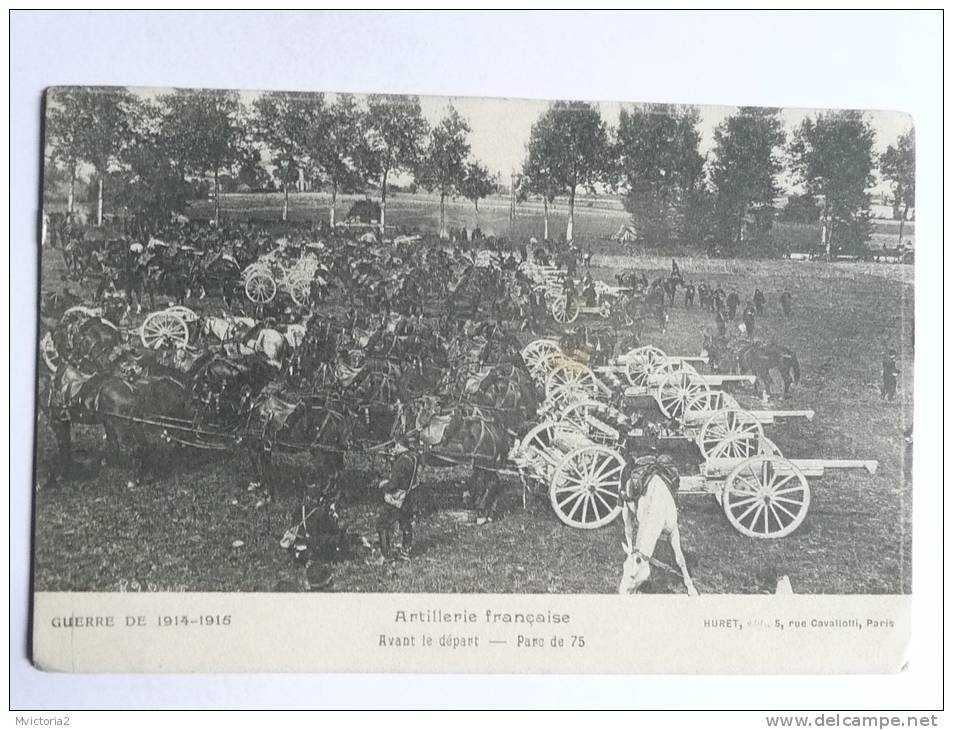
558,400,623,446
517,421,585,487
621,345,667,387
140,310,189,349
245,271,277,303
40,332,60,373
521,339,562,384
551,295,580,324
656,370,711,421
653,358,698,378
288,274,311,306
550,445,625,529
697,409,765,460
545,362,603,410
723,454,810,538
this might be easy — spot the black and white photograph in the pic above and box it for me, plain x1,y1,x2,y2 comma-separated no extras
34,86,913,598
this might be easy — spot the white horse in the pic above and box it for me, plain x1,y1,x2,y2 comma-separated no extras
201,313,256,344
618,473,698,596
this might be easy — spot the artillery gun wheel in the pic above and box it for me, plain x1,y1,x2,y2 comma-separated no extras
551,294,581,324
245,271,277,304
517,420,585,485
288,273,311,306
40,331,60,373
550,445,625,529
621,345,667,387
558,400,623,446
545,361,602,410
521,339,562,383
656,370,711,421
140,309,190,349
697,409,765,460
722,454,810,538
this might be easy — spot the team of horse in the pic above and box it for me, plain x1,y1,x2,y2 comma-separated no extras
42,224,811,596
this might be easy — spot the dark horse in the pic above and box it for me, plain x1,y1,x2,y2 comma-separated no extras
46,352,277,486
702,335,801,401
410,395,519,524
243,392,352,501
45,364,190,486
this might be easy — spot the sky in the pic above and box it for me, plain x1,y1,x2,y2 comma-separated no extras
124,87,915,194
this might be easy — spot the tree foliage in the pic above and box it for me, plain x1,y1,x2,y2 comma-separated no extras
365,94,429,227
709,107,785,253
523,101,610,241
614,104,705,247
459,162,494,212
50,87,135,224
158,89,247,222
252,91,324,219
880,127,915,239
417,106,472,236
312,94,371,224
789,110,876,254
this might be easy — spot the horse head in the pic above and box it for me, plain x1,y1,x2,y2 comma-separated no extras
618,539,652,595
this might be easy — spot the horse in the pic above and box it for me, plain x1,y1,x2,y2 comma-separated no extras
45,364,191,486
410,395,520,524
618,460,697,596
49,310,124,372
243,393,352,501
702,335,801,401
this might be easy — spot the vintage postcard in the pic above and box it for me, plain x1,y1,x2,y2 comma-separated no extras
32,86,913,673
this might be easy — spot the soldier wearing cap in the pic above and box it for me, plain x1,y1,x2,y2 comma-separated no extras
376,433,423,561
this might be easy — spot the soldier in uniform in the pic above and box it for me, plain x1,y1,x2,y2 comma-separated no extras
779,290,793,317
683,281,695,309
881,349,900,401
376,436,423,561
743,301,757,337
726,291,740,321
753,288,766,315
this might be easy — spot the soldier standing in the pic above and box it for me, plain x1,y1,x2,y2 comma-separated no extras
780,291,793,317
753,288,766,315
376,437,423,561
683,282,695,309
881,350,900,401
743,301,757,337
726,291,740,321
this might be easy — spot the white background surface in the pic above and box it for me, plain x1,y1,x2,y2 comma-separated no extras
8,10,944,711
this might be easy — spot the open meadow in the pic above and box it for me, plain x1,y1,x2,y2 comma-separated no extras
33,196,913,595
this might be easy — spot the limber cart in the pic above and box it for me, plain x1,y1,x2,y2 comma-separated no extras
40,304,203,372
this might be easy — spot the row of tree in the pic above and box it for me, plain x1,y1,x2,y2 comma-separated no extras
45,88,915,253
45,88,495,235
519,101,914,253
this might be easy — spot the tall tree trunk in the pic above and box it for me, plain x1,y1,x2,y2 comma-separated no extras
565,187,575,242
282,183,289,222
214,169,221,226
330,183,337,227
96,175,104,226
380,170,388,235
439,192,447,239
67,165,75,214
821,205,830,260
472,200,479,231
898,204,908,244
543,198,549,240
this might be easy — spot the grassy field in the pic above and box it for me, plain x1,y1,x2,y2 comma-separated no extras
33,200,913,595
190,190,915,255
